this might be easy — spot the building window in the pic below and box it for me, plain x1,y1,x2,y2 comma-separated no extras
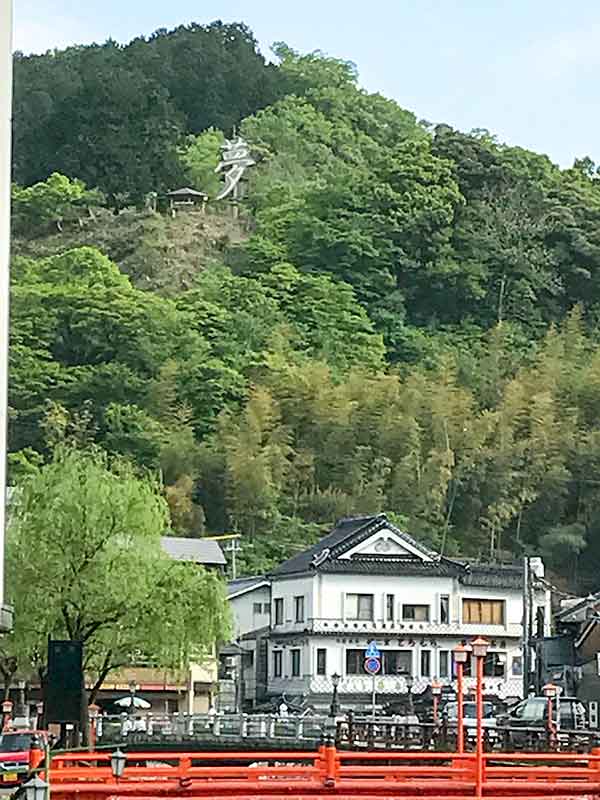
386,594,395,621
383,650,412,675
291,649,301,677
243,651,254,669
462,599,505,625
420,650,431,677
274,598,284,625
317,648,327,676
273,650,282,678
440,595,449,624
402,604,430,622
346,649,411,676
263,603,270,614
294,595,305,623
512,656,523,676
439,650,450,678
253,602,263,614
346,593,374,621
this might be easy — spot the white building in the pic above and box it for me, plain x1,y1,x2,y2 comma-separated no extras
227,514,550,711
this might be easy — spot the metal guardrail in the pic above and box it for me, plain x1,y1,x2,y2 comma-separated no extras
95,711,600,754
96,713,332,745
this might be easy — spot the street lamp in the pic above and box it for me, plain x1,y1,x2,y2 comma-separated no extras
543,682,558,745
2,698,12,731
88,703,100,751
431,679,442,725
405,673,414,714
128,681,139,715
23,775,49,800
453,644,469,754
110,749,127,780
470,637,489,799
329,673,340,717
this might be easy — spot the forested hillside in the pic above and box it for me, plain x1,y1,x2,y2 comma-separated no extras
10,25,600,590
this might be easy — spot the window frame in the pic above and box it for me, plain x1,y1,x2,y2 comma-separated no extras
462,598,505,625
291,648,301,677
316,648,327,676
402,604,430,622
386,593,395,622
440,595,450,624
273,650,283,678
420,649,431,678
346,593,374,621
294,595,305,623
274,598,284,625
439,649,450,678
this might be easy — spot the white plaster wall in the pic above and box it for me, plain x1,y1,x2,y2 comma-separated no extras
229,586,270,638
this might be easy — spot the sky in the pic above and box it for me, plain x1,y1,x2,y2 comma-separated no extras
13,0,600,167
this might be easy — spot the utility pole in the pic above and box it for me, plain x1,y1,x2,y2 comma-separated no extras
0,0,13,632
522,556,531,697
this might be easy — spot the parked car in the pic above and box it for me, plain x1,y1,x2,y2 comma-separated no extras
442,701,497,740
0,730,48,787
497,696,586,730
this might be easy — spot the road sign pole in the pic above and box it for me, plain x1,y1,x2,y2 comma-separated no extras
372,673,376,719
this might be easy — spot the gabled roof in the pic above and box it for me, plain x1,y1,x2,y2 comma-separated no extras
227,575,269,599
269,514,527,588
270,514,445,577
556,591,600,623
161,536,226,566
167,186,208,197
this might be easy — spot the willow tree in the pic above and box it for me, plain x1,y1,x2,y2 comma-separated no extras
6,447,230,700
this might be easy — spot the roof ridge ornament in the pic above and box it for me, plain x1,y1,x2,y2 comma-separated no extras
311,548,331,567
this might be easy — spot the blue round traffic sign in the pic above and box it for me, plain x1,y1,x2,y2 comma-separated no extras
364,656,381,675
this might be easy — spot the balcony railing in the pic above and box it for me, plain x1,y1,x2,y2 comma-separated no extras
271,617,521,638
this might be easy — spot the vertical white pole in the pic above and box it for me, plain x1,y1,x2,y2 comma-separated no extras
0,0,13,630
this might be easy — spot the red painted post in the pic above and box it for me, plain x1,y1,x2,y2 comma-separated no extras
476,654,484,796
457,662,464,753
323,741,337,787
454,644,468,754
470,636,489,799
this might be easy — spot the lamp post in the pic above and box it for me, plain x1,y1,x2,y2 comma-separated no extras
23,775,49,800
88,703,100,751
17,680,25,717
110,749,127,782
543,682,557,747
2,699,12,731
471,636,489,799
431,679,442,725
329,673,340,717
453,644,469,754
405,673,414,715
35,701,44,730
128,681,138,714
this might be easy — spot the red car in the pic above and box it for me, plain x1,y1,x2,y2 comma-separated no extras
0,730,47,786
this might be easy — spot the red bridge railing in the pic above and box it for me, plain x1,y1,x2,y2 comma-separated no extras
42,743,600,799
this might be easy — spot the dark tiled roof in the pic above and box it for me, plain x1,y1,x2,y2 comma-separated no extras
319,558,463,577
270,515,382,576
460,562,523,590
161,536,226,566
555,591,600,622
